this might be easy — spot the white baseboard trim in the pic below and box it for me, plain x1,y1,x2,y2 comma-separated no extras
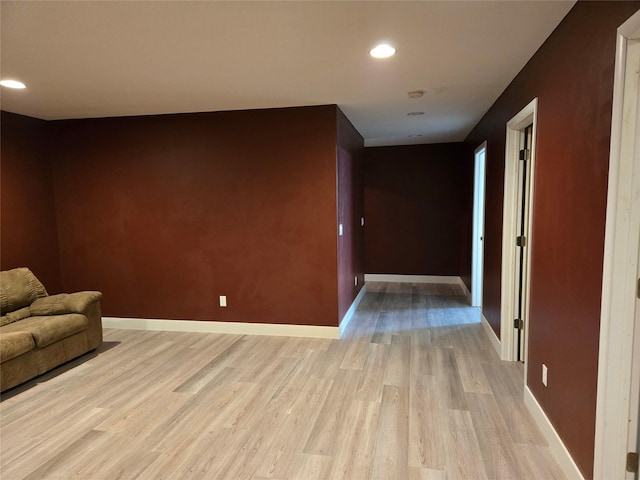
480,313,501,358
339,285,367,338
524,387,584,480
458,279,472,304
102,317,340,339
364,274,462,284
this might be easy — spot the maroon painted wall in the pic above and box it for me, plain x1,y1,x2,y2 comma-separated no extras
363,143,473,277
336,109,365,322
0,111,62,293
465,2,640,477
49,105,341,326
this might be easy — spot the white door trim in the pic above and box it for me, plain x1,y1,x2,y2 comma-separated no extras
594,9,640,480
472,141,487,307
500,98,538,362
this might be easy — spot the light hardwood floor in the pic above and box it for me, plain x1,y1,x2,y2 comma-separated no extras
0,282,565,479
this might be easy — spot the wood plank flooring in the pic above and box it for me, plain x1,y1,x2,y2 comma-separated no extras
0,282,565,479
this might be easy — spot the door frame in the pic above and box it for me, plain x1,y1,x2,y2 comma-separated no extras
472,142,487,307
594,9,640,480
500,98,538,363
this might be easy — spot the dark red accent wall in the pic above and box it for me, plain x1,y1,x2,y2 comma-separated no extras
465,2,640,477
1,111,62,293
336,109,365,322
363,143,473,277
49,105,341,326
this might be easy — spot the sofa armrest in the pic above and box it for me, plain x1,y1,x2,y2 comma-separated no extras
30,292,102,316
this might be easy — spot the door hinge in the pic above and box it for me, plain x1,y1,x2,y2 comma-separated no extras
626,452,638,473
516,236,527,247
514,318,524,329
519,149,529,161
637,278,640,299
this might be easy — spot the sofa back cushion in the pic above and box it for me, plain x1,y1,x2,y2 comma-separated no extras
0,268,48,315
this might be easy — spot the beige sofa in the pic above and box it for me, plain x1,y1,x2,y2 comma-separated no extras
0,268,103,392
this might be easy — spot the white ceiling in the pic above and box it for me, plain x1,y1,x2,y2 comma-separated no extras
0,1,575,146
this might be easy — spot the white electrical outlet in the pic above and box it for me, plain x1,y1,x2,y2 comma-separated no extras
542,364,548,386
339,224,343,236
354,276,358,286
219,295,227,307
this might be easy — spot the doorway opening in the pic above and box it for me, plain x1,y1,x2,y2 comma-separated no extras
472,142,487,308
514,125,533,362
594,10,640,479
500,98,538,363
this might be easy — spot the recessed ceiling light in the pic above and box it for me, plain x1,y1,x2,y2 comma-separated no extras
370,44,396,59
0,79,26,89
407,111,425,116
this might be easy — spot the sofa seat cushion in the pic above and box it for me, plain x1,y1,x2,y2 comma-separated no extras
0,331,35,363
1,314,88,348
